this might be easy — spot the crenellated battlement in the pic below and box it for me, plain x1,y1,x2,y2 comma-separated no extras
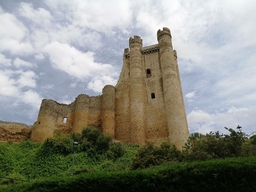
129,35,142,47
157,27,172,41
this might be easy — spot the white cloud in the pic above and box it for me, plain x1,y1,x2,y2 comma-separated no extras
185,91,196,99
43,41,117,91
0,8,33,55
45,0,133,34
16,70,37,88
0,69,39,105
88,75,117,92
0,70,20,96
21,90,42,107
0,54,12,67
19,3,53,27
13,58,34,68
34,53,45,60
188,107,256,135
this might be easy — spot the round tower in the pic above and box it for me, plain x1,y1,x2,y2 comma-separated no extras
72,94,89,133
157,27,189,150
129,36,146,145
31,99,57,142
102,85,116,137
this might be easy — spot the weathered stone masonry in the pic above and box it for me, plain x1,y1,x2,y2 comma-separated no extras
30,27,189,149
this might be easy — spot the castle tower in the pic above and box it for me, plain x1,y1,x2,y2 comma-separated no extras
102,85,116,137
129,36,146,145
115,48,131,142
72,94,89,133
157,27,189,149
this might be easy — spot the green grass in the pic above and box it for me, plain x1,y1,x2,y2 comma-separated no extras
0,140,139,183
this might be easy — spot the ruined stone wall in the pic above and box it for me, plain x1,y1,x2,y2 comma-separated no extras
31,94,102,142
31,99,75,142
0,121,31,142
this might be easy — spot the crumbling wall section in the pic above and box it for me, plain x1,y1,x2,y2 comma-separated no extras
31,99,75,142
0,121,31,142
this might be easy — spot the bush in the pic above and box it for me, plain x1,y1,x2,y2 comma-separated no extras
38,134,73,156
183,127,254,161
107,143,126,160
0,145,14,175
131,142,181,170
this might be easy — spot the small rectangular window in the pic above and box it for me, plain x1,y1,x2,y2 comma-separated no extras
146,69,151,78
151,93,155,99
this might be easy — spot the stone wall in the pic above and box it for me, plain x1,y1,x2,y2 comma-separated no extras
30,94,103,142
0,121,31,142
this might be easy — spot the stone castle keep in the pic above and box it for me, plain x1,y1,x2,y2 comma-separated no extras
23,27,188,149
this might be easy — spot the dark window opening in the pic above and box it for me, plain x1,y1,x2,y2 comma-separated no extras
63,117,67,124
151,93,155,99
146,69,151,78
38,122,40,124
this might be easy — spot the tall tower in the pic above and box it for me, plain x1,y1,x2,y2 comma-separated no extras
157,27,189,149
72,94,89,133
129,36,146,145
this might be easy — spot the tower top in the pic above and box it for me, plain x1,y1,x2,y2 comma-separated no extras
157,27,172,41
129,35,142,47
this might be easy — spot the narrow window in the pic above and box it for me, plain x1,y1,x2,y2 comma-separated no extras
63,117,67,124
146,69,151,78
151,93,155,99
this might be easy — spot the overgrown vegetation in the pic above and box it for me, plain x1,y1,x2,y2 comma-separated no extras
1,157,256,192
0,127,138,183
1,126,256,191
131,126,256,169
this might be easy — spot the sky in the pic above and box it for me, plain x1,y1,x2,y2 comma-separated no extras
0,0,256,135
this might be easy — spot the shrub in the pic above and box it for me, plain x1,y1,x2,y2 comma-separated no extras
0,145,14,175
131,142,181,170
107,143,126,159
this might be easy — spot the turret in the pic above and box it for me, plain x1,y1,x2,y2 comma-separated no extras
157,27,189,149
72,94,89,133
102,85,116,137
129,35,146,145
31,99,58,142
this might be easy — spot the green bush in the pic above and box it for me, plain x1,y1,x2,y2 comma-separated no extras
0,145,14,175
182,127,254,161
2,156,256,192
131,142,181,170
107,143,126,160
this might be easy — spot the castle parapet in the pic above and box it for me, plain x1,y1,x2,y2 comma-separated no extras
157,27,172,41
129,36,142,47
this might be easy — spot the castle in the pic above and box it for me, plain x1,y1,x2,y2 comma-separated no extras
28,27,189,149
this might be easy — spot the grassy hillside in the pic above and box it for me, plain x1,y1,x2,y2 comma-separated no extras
0,139,139,182
1,156,256,192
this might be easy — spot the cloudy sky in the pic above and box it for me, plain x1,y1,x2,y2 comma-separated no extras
0,0,256,135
